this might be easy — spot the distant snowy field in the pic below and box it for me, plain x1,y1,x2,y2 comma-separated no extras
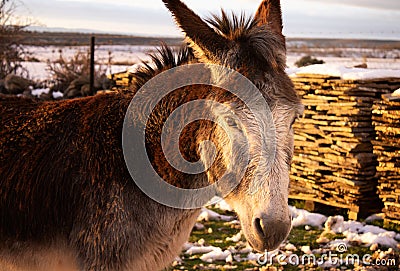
22,45,400,82
24,45,155,65
286,55,400,70
23,45,154,81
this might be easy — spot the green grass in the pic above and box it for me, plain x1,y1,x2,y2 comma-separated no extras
181,220,255,270
287,227,324,249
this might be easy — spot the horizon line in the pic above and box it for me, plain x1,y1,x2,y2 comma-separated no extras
26,26,400,42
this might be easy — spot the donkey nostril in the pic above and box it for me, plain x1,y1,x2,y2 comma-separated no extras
254,217,265,237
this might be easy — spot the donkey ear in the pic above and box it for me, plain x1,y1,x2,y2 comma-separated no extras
162,0,229,60
254,0,283,35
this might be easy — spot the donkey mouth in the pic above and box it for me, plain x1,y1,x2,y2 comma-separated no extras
248,237,285,252
245,217,291,252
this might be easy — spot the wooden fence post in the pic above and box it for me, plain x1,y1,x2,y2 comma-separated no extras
90,36,95,95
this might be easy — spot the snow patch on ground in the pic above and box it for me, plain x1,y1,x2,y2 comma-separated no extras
31,88,64,99
200,248,232,263
208,200,399,250
185,246,216,255
192,202,399,267
226,231,242,243
31,88,50,97
183,241,233,263
183,204,400,270
324,215,399,248
53,91,64,99
197,208,234,222
290,206,327,227
288,64,400,80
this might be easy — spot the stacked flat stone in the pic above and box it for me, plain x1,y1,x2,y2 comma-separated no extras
109,71,134,87
289,71,400,219
373,92,400,225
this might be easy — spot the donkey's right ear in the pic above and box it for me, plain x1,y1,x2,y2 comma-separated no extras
254,0,283,35
162,0,229,61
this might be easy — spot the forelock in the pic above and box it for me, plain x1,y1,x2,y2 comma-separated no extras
205,10,286,71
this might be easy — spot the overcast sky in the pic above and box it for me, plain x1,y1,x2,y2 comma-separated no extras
17,0,400,40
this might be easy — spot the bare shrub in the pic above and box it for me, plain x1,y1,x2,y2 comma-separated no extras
0,0,29,79
295,55,325,68
48,50,91,92
48,49,112,97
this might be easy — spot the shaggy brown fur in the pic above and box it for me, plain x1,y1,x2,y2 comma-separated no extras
0,91,203,270
132,44,195,90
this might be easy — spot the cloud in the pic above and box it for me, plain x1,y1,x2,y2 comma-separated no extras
283,0,400,39
308,0,400,11
24,0,170,24
18,0,400,40
21,0,178,35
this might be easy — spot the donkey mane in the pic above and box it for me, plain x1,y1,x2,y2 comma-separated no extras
206,10,259,41
132,44,195,89
205,10,286,71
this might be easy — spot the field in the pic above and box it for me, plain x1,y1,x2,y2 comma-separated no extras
18,31,400,83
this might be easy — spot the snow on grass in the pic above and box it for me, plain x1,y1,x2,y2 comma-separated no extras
199,248,232,263
197,207,234,222
185,245,218,255
300,245,313,254
191,201,399,269
183,238,234,264
225,231,242,243
210,200,399,250
324,215,400,248
290,206,327,228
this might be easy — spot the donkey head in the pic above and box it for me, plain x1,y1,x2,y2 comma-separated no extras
162,0,303,252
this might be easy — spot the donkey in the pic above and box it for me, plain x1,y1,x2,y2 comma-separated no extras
0,0,302,270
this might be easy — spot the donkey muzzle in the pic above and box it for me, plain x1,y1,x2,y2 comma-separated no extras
251,213,291,251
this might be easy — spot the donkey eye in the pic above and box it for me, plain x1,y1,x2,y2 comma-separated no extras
226,117,237,127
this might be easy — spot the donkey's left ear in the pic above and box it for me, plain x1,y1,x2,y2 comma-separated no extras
254,0,283,35
162,0,229,61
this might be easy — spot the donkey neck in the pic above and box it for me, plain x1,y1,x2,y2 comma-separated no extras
125,183,201,271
